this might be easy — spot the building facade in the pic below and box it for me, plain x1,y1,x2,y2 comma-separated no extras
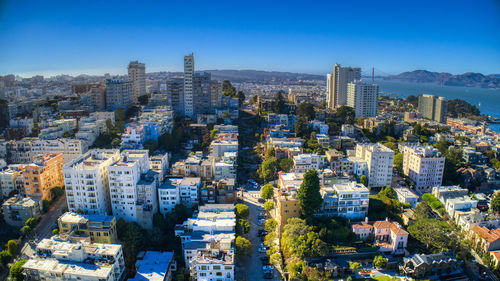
347,81,378,118
326,64,361,109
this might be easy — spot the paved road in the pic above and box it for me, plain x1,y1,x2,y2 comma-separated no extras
20,196,67,258
240,192,282,281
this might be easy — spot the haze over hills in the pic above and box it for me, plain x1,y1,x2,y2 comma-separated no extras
385,70,500,89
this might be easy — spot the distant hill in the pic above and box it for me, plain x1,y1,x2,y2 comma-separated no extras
386,70,500,88
202,69,324,83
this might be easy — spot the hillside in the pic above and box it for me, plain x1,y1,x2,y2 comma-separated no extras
387,70,500,88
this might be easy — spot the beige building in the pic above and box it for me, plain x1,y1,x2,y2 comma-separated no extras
58,212,118,244
347,81,379,118
2,196,41,227
326,64,361,109
417,94,447,123
24,153,64,201
0,164,26,197
128,60,146,104
402,145,445,193
355,143,394,187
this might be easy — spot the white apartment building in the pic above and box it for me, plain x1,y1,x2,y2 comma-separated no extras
64,149,120,215
108,150,158,228
355,143,394,187
31,138,88,163
190,249,235,281
149,152,170,183
184,53,194,117
321,181,369,219
128,60,146,103
106,79,134,111
0,164,26,197
122,123,145,145
402,145,445,192
293,153,327,173
213,152,237,181
9,117,34,135
23,237,125,281
316,134,330,147
213,124,238,134
395,187,419,208
210,140,238,159
326,64,361,109
267,137,304,150
158,179,181,214
309,120,329,135
347,81,379,118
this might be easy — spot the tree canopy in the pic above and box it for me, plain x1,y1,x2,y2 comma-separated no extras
261,184,275,200
235,236,252,259
297,169,322,218
280,158,294,172
235,204,250,219
296,102,315,120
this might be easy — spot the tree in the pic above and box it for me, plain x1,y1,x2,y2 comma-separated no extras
144,140,158,154
349,261,362,271
414,202,432,220
381,186,396,199
0,250,12,266
265,219,278,232
111,138,121,148
274,91,286,114
25,217,37,229
408,218,450,251
235,236,252,259
491,193,500,214
294,117,309,138
297,169,322,218
138,95,149,105
336,106,355,124
222,80,236,97
360,175,368,187
235,204,249,219
9,259,27,281
260,157,279,182
296,102,315,120
236,219,250,235
261,184,275,200
7,240,18,255
237,91,245,107
373,255,387,269
270,252,281,266
280,158,294,172
393,153,403,174
264,200,275,211
53,228,59,235
265,147,275,158
21,225,32,235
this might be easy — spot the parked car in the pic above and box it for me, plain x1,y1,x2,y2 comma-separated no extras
263,265,274,270
258,247,267,253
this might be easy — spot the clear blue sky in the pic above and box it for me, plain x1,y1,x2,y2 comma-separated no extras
0,0,499,77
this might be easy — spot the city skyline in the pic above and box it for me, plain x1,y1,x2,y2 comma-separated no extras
0,0,499,77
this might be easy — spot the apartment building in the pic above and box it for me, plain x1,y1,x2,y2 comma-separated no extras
23,237,125,281
149,152,170,183
468,225,500,252
122,123,146,145
352,219,409,255
213,152,237,181
58,212,118,244
64,149,120,215
31,138,88,164
128,60,146,103
190,249,235,281
402,145,444,192
2,196,41,227
321,181,370,219
5,137,36,163
105,79,134,111
210,140,238,159
130,251,177,281
108,150,158,229
347,81,379,118
24,153,64,201
395,187,419,208
266,113,295,131
166,77,184,115
184,53,194,117
326,64,361,109
309,120,329,135
0,164,26,197
293,153,327,173
171,152,213,179
355,143,394,187
418,94,447,123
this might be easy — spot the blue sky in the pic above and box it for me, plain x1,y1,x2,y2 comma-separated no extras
0,0,499,77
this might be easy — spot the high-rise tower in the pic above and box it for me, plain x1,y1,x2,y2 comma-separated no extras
326,64,361,109
184,54,194,117
128,61,146,104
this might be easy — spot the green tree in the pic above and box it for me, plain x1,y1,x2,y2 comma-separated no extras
360,175,368,187
25,217,37,229
381,186,396,199
265,218,278,232
0,250,12,266
261,184,275,200
336,106,355,124
279,158,294,172
296,102,315,120
349,261,362,271
7,240,18,255
393,153,403,174
222,80,236,97
491,193,500,214
260,157,279,182
264,200,275,211
235,236,252,259
294,117,309,138
236,219,250,235
265,147,275,158
408,218,451,251
53,228,59,235
144,140,158,154
235,204,249,219
297,169,322,218
274,91,286,114
111,138,121,148
9,259,27,281
373,255,388,269
237,91,245,107
414,202,432,220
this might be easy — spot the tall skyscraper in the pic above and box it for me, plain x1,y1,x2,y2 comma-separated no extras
326,64,361,109
347,81,379,118
128,61,146,104
184,53,194,117
417,94,447,123
105,79,134,110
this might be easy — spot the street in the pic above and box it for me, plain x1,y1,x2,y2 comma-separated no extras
20,196,67,258
240,191,282,281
